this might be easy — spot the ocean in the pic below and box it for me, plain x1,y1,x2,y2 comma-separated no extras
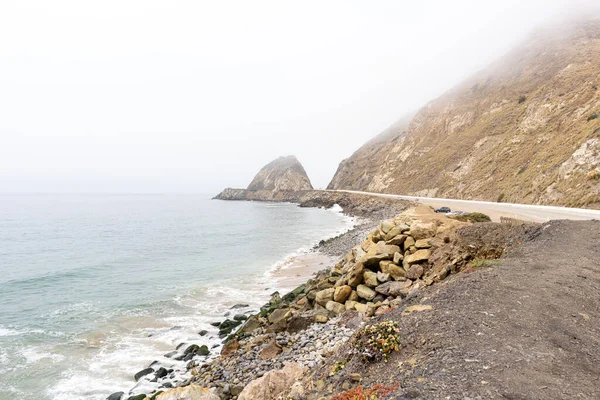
0,194,354,400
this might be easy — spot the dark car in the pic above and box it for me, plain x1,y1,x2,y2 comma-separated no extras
434,206,451,213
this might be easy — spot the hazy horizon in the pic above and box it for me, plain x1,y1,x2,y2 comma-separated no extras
1,0,598,194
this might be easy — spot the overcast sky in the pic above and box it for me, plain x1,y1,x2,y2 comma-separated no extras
0,0,595,193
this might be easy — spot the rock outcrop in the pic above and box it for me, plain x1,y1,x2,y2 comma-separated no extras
328,17,600,209
247,156,313,192
215,156,312,201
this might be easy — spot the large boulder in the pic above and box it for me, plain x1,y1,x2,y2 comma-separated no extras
363,270,379,288
405,249,430,265
403,236,416,251
380,220,396,234
246,156,313,192
386,234,407,246
156,385,220,400
314,288,335,306
356,284,377,301
375,242,401,256
380,261,406,280
325,301,346,315
409,221,437,240
347,263,365,287
333,285,352,303
384,225,407,241
134,367,154,381
268,308,290,324
375,281,412,298
406,264,425,280
358,253,388,267
238,363,304,400
259,340,282,360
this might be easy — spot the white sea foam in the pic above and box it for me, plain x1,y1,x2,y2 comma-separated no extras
0,327,23,337
19,346,65,364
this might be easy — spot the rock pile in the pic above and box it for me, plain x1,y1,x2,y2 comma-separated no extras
301,215,456,323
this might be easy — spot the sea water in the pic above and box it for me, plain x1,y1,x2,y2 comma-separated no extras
0,194,354,400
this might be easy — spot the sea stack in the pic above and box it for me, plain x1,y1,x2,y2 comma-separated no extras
247,156,313,192
215,155,313,201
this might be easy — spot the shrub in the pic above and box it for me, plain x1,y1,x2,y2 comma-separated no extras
355,321,400,362
497,192,505,203
470,258,493,268
330,361,346,376
588,113,598,122
518,95,527,104
449,212,491,223
332,384,399,400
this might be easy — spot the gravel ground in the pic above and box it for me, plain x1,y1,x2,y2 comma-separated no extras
304,219,600,399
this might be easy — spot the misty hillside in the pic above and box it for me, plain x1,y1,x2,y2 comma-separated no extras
328,17,600,209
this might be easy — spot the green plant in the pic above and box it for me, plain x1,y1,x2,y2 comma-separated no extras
518,95,527,104
332,384,399,400
330,361,346,376
355,321,401,362
470,258,494,268
449,212,491,223
588,113,598,122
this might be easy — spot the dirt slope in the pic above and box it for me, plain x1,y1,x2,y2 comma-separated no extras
328,17,600,209
306,219,600,399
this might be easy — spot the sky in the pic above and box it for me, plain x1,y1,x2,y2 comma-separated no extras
0,0,596,193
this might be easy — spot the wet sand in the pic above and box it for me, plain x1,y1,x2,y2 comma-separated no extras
271,252,336,290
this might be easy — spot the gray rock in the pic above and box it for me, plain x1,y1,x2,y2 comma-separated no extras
134,367,154,381
375,281,412,298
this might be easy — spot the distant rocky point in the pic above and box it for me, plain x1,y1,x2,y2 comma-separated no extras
215,155,313,201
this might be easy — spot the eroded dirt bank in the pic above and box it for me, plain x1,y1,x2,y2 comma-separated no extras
302,219,600,399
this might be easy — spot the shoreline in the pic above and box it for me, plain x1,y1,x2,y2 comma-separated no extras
105,195,414,400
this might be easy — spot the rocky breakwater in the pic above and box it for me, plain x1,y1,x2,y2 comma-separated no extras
301,209,470,323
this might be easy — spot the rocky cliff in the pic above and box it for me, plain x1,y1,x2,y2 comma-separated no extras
328,18,600,209
215,155,313,200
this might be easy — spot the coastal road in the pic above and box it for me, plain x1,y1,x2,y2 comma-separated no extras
331,190,600,223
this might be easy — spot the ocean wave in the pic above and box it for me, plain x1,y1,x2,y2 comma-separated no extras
0,327,24,337
40,302,96,319
0,263,110,289
18,346,65,364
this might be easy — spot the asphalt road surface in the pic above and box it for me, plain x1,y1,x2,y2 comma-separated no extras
333,190,600,223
